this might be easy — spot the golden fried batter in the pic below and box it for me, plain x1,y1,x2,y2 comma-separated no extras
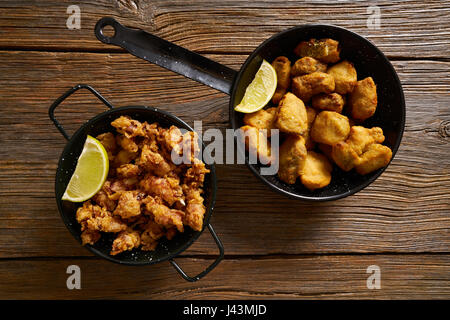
304,106,317,150
311,93,345,113
113,191,142,219
239,125,272,164
275,92,308,135
183,186,206,232
310,111,350,145
272,56,292,104
294,38,341,63
243,108,277,135
355,144,392,175
111,116,145,138
81,229,101,246
277,135,307,184
111,229,141,255
96,132,117,159
348,77,378,120
326,60,357,94
300,151,333,190
292,72,335,102
291,57,327,77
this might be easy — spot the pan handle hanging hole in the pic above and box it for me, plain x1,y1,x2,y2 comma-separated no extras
100,24,116,39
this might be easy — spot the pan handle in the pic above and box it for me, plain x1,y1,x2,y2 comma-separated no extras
95,17,237,96
48,84,114,140
169,224,224,282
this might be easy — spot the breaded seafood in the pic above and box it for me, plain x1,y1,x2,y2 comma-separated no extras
326,60,357,94
310,111,350,145
292,72,335,102
243,108,277,135
294,38,341,63
348,77,378,120
277,135,307,184
275,92,308,135
312,92,345,113
272,56,292,104
355,143,392,175
291,57,327,77
239,125,272,164
300,151,333,190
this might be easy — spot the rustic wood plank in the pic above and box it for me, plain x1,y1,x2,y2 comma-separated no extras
0,51,448,258
0,254,448,299
0,1,448,58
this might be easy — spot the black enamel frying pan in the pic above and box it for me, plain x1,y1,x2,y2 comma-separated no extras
95,17,405,201
49,84,223,281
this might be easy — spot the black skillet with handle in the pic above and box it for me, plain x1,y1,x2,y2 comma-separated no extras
94,17,405,201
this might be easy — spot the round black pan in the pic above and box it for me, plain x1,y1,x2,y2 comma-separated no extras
94,17,405,201
49,84,224,281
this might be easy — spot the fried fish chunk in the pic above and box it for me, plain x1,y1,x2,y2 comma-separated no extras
312,92,345,113
304,106,317,150
291,57,327,77
294,38,341,63
310,111,350,145
277,135,307,184
239,125,272,164
292,72,335,102
275,92,308,135
300,151,332,190
355,143,392,175
272,56,292,104
331,141,360,172
348,77,378,120
243,108,277,135
326,60,357,94
110,229,141,255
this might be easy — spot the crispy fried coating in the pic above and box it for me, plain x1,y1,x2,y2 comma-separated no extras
113,149,138,168
300,151,332,190
139,175,183,206
272,56,292,104
291,57,327,77
159,126,183,155
243,108,277,136
147,203,185,233
312,93,345,113
355,144,392,175
294,38,340,63
183,186,206,232
140,220,165,251
331,141,360,172
311,111,350,145
116,134,139,153
110,229,141,255
277,135,307,184
81,229,101,246
326,60,357,94
239,125,272,164
184,159,210,188
348,77,378,120
111,116,145,138
275,92,308,135
304,106,317,150
292,72,335,102
113,191,142,219
96,132,117,158
138,143,173,177
76,201,127,233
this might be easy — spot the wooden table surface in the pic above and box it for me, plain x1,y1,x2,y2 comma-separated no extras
0,0,449,299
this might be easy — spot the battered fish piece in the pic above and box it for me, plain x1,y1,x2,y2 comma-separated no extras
312,93,345,113
355,143,392,175
331,141,360,172
311,111,350,145
239,125,272,164
304,106,317,150
348,77,378,120
113,191,142,219
291,57,327,77
292,72,335,102
81,229,101,246
300,151,332,190
110,229,141,255
272,56,292,104
111,116,146,138
243,108,277,135
326,60,357,94
275,92,308,135
294,38,341,63
277,135,307,184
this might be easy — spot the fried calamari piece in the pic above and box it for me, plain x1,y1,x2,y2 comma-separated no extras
239,125,272,164
355,144,392,175
111,116,145,138
138,143,173,177
184,159,210,188
331,126,386,171
272,56,292,104
96,132,117,158
292,72,335,102
291,57,327,77
277,135,307,184
113,191,142,219
326,60,357,94
183,186,206,232
148,203,185,233
116,163,141,179
76,201,127,233
113,149,138,168
294,38,341,63
110,229,141,255
304,106,317,150
275,92,308,135
159,125,183,155
312,93,345,113
92,186,117,211
81,229,101,246
311,111,350,145
139,175,183,206
348,77,378,120
300,151,332,190
116,134,139,153
140,220,165,251
243,108,277,135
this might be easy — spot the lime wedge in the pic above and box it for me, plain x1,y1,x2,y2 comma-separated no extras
234,59,277,113
62,135,109,202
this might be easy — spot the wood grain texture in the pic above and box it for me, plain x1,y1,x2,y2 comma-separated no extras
0,51,448,258
0,1,448,58
0,254,448,299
